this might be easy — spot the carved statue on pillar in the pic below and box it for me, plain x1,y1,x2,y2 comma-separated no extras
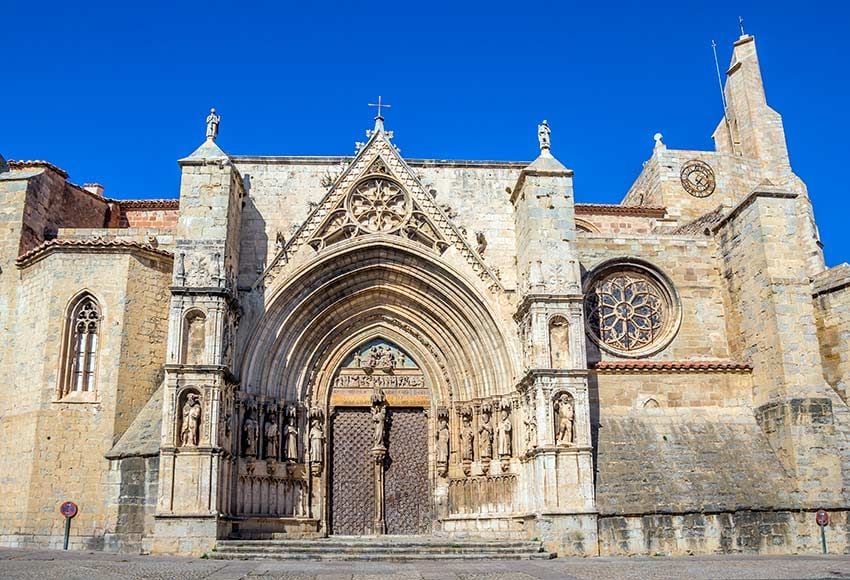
308,409,325,474
478,404,494,461
180,392,202,447
460,407,474,476
284,406,298,462
264,411,280,460
436,410,450,477
498,403,512,472
554,393,575,446
371,389,387,450
525,413,538,452
243,410,259,457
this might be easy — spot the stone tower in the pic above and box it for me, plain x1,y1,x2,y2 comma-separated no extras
154,126,245,553
511,123,597,548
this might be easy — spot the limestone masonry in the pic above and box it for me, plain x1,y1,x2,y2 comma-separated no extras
1,34,848,557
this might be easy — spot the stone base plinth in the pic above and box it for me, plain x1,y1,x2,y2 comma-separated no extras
152,514,229,556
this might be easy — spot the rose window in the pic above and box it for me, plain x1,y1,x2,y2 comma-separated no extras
584,263,680,357
346,178,411,234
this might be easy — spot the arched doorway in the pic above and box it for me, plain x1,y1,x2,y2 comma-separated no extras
328,339,431,535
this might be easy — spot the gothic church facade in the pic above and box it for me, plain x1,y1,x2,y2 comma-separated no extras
1,34,849,556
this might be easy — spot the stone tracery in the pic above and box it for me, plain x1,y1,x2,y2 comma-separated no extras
584,261,679,356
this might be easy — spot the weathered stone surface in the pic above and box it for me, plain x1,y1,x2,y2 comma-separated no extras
1,33,849,559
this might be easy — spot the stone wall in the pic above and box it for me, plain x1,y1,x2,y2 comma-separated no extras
599,509,850,556
0,248,170,550
577,234,731,363
233,157,523,290
814,264,850,403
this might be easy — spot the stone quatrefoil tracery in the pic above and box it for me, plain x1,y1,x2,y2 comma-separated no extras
347,178,411,234
585,270,669,354
309,168,448,253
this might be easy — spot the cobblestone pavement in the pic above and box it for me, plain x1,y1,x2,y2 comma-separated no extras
0,548,849,579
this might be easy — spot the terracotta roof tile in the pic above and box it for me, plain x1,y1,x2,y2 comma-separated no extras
590,360,753,373
16,238,172,268
8,160,69,178
118,199,180,210
575,203,666,218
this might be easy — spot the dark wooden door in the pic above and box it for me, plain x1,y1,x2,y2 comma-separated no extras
330,408,374,535
384,408,431,535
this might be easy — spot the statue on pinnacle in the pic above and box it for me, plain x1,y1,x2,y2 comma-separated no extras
538,120,551,154
206,108,221,141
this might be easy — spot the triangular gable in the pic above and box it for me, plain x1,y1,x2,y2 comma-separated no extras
260,127,503,292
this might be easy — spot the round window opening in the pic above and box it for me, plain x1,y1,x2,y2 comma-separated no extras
584,261,681,357
345,177,411,234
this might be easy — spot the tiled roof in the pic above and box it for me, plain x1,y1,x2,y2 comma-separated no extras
8,160,69,178
591,360,753,373
575,203,666,218
118,199,179,210
16,238,172,268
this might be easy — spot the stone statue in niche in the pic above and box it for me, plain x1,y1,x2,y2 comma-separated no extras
460,409,475,464
285,407,299,462
371,389,387,450
309,415,325,468
180,392,202,447
554,393,575,446
243,411,259,457
436,412,450,477
549,317,570,368
264,412,280,460
525,413,538,451
498,404,512,458
478,405,494,461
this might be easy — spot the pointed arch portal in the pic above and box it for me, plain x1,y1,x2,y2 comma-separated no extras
237,237,517,535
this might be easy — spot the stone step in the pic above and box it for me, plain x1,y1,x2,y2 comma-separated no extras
211,537,554,561
209,550,554,561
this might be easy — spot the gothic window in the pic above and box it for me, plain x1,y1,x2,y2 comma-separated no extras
60,294,101,398
549,317,570,368
181,310,207,365
584,260,680,358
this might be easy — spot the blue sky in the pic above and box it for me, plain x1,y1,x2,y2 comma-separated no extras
2,1,848,265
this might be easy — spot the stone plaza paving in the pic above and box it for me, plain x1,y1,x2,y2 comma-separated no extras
0,548,849,580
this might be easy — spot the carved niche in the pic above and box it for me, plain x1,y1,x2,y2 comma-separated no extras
177,389,202,447
548,316,570,368
553,392,575,446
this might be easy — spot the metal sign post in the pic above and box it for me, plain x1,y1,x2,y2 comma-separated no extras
59,501,78,550
816,509,829,554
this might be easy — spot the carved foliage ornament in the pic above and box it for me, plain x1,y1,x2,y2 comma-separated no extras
584,262,680,357
680,159,716,198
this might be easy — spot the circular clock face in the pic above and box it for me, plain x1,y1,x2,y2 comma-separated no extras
680,159,716,198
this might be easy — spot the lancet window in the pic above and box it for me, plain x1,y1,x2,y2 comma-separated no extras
60,294,101,398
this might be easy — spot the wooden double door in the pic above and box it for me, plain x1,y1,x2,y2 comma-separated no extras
329,407,430,535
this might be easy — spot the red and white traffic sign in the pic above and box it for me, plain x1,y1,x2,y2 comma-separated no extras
816,509,829,527
59,501,78,519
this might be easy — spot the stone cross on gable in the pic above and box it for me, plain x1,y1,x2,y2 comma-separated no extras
368,96,391,119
